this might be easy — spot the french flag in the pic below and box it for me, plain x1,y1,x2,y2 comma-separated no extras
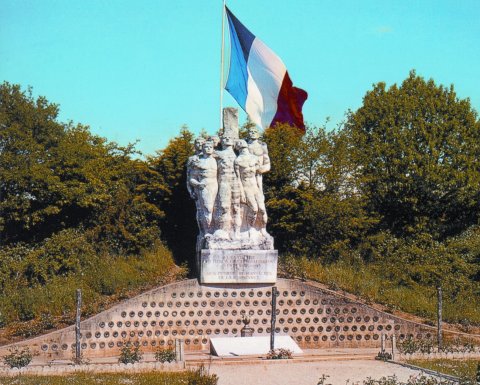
225,6,308,131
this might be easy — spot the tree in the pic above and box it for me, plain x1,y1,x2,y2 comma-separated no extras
1,82,66,243
263,123,303,193
346,71,480,239
148,127,196,267
0,82,163,252
263,124,373,259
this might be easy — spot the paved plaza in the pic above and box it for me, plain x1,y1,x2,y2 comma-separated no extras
207,359,431,385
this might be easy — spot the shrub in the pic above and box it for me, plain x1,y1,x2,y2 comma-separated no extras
2,346,33,368
317,374,333,385
118,342,142,364
14,291,36,322
0,311,4,328
396,336,419,355
375,351,392,361
418,339,435,354
0,236,179,339
70,344,90,366
266,348,293,359
186,365,219,385
154,347,176,363
438,341,456,354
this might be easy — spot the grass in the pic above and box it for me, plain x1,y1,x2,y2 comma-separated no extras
0,242,187,343
406,359,480,380
0,368,218,385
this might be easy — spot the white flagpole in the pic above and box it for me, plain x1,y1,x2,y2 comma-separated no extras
220,0,226,131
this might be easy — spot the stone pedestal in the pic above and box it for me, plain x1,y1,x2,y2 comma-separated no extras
200,249,278,284
241,326,254,337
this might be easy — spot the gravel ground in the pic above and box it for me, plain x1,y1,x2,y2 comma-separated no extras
206,359,431,385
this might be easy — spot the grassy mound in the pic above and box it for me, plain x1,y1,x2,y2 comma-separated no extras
280,256,480,327
0,230,186,343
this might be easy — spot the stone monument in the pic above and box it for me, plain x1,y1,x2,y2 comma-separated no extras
187,108,278,283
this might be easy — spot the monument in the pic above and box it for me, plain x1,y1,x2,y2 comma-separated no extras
187,108,278,283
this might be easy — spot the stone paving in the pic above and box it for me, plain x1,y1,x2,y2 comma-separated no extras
205,359,433,385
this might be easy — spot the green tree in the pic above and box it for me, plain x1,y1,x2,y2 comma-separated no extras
0,83,182,332
0,82,163,252
149,127,196,267
0,82,66,242
346,71,480,238
86,155,165,255
263,124,303,193
263,124,373,259
262,124,305,253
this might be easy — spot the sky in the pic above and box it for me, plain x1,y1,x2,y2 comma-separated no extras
1,0,479,156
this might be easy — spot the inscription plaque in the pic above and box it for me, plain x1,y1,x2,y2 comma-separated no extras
200,249,278,284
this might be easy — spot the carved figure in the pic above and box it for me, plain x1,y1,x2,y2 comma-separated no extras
235,140,267,233
208,135,221,150
186,137,206,242
246,126,271,195
186,111,274,252
188,141,218,235
214,136,241,239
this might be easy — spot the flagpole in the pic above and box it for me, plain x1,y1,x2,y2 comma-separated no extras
219,0,226,132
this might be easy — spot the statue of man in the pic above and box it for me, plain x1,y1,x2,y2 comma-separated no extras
186,137,206,245
246,126,271,194
215,135,241,239
188,141,218,235
208,135,221,150
235,140,267,233
186,137,206,201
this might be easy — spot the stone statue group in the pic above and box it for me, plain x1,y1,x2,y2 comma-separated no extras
187,127,274,252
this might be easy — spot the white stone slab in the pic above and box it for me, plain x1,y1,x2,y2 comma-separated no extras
200,249,278,284
222,107,239,139
210,336,303,357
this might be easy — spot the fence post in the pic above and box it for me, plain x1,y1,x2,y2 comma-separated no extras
270,286,277,351
75,289,82,362
437,286,443,350
175,338,184,362
391,334,396,361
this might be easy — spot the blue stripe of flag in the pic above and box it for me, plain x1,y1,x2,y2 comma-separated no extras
225,6,255,110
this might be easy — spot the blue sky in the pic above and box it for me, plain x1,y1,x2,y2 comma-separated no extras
2,0,479,156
